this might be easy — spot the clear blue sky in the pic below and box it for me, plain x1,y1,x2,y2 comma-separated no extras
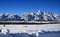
0,0,60,15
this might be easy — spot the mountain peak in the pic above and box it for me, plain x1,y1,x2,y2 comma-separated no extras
0,10,60,21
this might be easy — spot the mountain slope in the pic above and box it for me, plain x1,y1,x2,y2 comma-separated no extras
0,10,60,21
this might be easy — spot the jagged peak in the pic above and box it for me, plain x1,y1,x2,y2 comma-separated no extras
0,10,60,21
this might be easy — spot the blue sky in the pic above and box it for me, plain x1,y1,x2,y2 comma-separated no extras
0,0,60,15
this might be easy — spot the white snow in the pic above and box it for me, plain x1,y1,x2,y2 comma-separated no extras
0,24,60,34
0,10,60,21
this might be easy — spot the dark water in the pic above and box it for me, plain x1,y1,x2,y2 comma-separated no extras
0,31,60,37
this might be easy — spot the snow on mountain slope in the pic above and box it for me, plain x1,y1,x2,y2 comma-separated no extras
0,10,60,21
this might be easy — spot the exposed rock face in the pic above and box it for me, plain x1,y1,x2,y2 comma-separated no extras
0,10,60,21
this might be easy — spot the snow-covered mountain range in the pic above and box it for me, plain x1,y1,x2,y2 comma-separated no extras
0,10,60,21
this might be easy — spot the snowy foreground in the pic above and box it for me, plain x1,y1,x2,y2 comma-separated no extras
0,24,60,37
